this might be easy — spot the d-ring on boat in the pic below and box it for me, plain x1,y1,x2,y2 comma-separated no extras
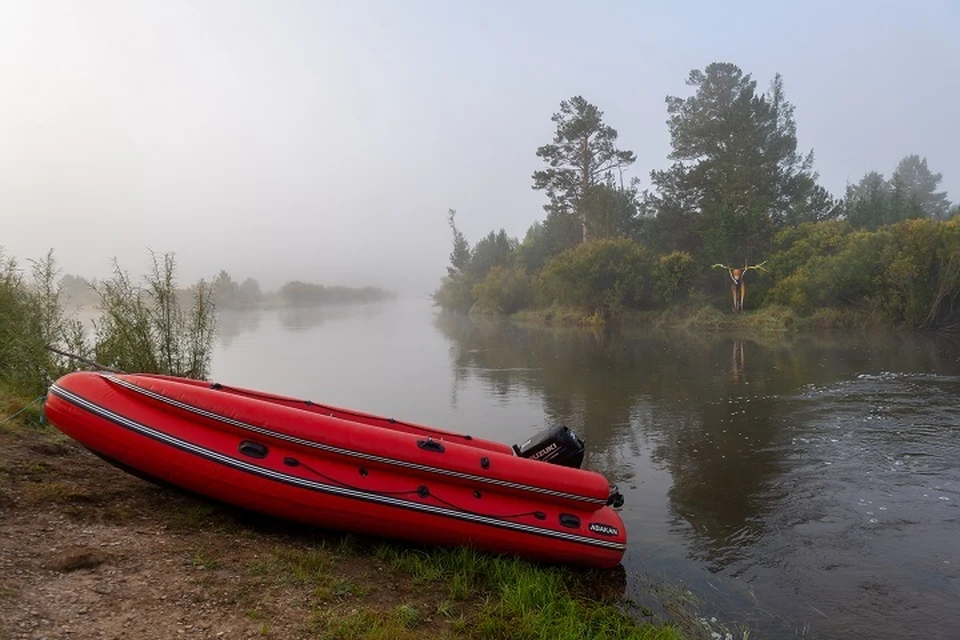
44,371,627,568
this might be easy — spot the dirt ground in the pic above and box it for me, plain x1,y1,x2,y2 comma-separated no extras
0,419,455,640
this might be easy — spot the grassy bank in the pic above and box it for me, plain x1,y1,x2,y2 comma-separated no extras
1,384,691,640
508,301,886,333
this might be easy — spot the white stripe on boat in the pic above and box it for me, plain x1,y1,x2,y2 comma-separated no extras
50,384,625,552
102,374,607,507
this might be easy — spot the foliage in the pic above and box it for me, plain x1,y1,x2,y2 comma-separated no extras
843,171,891,230
433,274,476,313
0,249,88,394
467,229,516,279
653,251,696,304
581,183,642,240
211,271,262,310
93,252,216,378
446,209,471,276
648,63,820,263
765,219,960,328
765,229,884,313
472,266,532,315
889,155,951,221
540,239,654,318
277,281,391,307
877,219,960,328
533,96,637,243
767,220,853,279
433,63,958,328
844,156,952,230
516,214,580,274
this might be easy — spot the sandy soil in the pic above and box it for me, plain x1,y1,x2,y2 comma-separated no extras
0,422,451,640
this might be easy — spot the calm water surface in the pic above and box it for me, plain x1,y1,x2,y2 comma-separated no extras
211,297,960,640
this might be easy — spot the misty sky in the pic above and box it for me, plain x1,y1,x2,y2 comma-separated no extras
2,1,958,294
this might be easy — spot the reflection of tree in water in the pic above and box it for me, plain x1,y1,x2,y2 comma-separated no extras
435,314,960,569
277,302,386,332
434,313,654,485
643,331,960,571
216,310,263,347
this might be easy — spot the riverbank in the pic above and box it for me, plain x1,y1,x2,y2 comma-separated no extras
0,387,689,640
507,301,887,332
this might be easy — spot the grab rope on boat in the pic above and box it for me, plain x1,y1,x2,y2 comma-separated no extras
288,456,546,521
284,457,428,498
211,382,474,441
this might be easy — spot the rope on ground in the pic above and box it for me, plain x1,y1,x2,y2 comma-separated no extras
0,395,46,425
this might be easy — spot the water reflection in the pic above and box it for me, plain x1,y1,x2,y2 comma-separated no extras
439,315,791,569
212,303,960,639
276,301,387,332
434,313,960,638
216,309,263,347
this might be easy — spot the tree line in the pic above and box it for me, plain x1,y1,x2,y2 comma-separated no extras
60,268,393,311
435,61,959,329
1,250,396,396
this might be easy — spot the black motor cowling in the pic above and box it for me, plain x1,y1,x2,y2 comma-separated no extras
513,425,585,469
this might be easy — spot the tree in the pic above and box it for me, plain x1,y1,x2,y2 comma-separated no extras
648,63,824,263
580,182,641,240
889,155,950,221
446,209,471,276
434,209,477,312
844,171,891,230
532,96,636,243
784,183,842,225
541,238,654,318
238,278,262,306
467,229,516,279
516,210,583,274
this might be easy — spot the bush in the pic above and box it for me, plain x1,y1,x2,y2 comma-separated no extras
0,250,87,394
472,267,532,315
877,218,960,328
766,229,885,313
770,220,853,280
764,219,960,329
540,238,653,318
93,252,216,378
653,251,696,304
432,274,476,313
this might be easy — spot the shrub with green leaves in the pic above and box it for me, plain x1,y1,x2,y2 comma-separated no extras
877,218,960,328
432,273,476,313
472,266,532,315
653,251,696,304
540,238,654,318
93,252,216,379
0,249,87,394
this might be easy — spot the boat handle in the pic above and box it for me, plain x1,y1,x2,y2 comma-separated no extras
238,441,269,459
417,439,445,454
559,513,581,529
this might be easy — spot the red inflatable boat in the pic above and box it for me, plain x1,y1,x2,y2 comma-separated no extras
44,372,627,568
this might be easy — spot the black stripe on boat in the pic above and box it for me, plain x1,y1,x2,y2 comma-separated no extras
101,375,607,507
49,384,625,552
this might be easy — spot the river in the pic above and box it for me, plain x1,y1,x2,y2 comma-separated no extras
210,296,960,640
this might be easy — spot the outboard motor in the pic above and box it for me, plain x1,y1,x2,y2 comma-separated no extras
513,425,585,469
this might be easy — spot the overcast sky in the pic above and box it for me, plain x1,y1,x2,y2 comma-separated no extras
1,0,957,294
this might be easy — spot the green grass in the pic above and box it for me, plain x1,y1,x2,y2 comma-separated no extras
190,550,221,570
166,500,223,530
372,545,685,640
309,607,421,640
3,380,691,640
23,480,92,505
